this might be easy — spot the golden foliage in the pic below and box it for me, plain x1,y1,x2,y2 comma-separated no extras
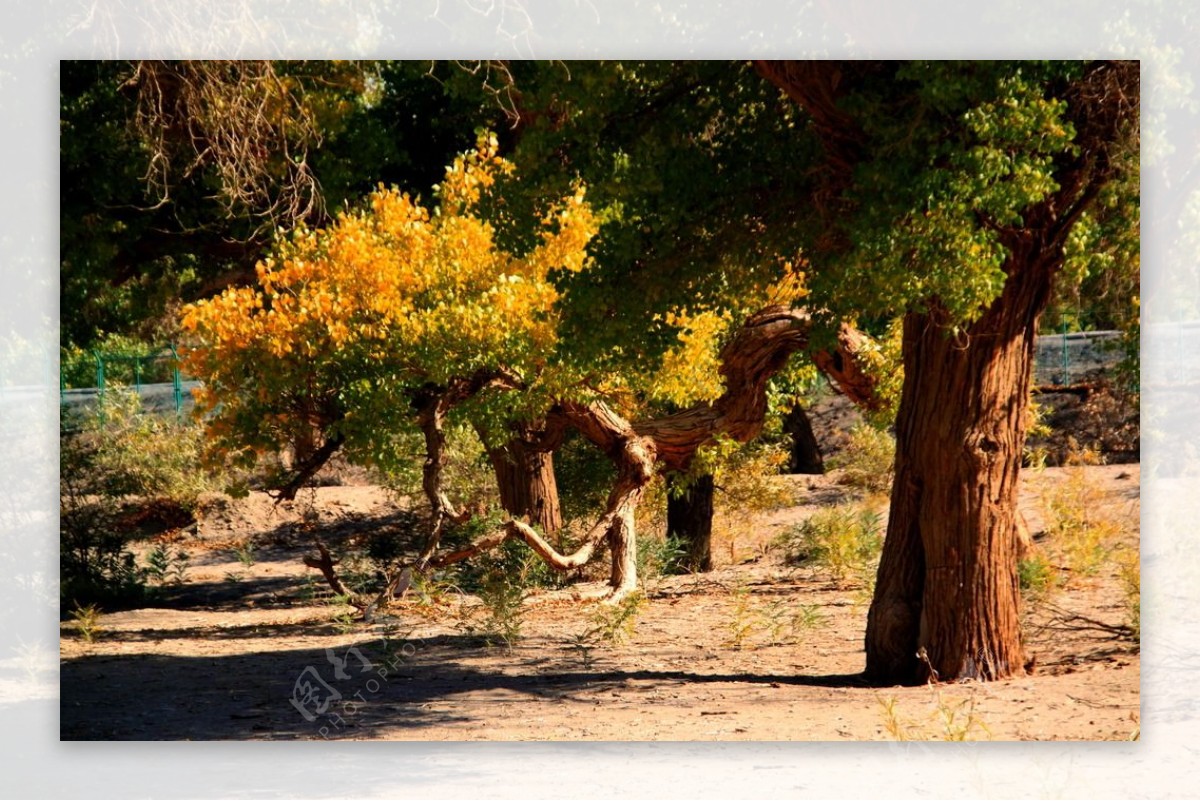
180,133,599,462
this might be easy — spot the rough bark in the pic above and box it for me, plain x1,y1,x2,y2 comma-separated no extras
783,404,825,474
431,399,653,601
486,427,564,534
865,292,1042,683
666,472,715,572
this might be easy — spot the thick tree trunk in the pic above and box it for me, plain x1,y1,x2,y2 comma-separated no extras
666,473,715,572
783,404,824,474
865,261,1053,684
487,435,563,534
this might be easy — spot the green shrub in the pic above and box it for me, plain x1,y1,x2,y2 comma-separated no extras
828,424,896,494
144,543,189,585
1018,551,1059,604
778,503,884,588
59,389,224,608
637,533,688,582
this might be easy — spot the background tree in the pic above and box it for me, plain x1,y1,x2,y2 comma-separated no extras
61,60,498,355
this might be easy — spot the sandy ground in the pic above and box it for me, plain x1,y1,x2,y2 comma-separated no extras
58,462,1140,741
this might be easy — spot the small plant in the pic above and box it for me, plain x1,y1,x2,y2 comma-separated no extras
1041,443,1125,583
878,691,991,741
757,598,793,646
1018,551,1060,605
778,503,884,588
566,631,598,669
935,693,991,741
474,568,526,648
70,603,103,643
637,534,688,586
724,582,756,649
224,571,245,583
828,423,895,493
1116,547,1140,642
144,543,189,585
565,593,645,666
589,593,645,646
233,540,256,567
410,570,461,609
786,603,826,642
331,604,359,635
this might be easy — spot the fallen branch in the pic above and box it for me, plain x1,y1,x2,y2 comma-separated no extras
301,538,359,604
1032,383,1096,398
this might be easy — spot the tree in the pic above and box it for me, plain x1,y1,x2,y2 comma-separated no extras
181,133,598,566
754,60,1139,682
60,60,497,353
182,132,876,602
464,59,1136,678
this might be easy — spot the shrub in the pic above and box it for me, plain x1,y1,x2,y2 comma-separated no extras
1040,443,1123,582
1018,551,1059,605
778,503,884,588
1116,547,1140,642
828,423,895,494
60,389,227,608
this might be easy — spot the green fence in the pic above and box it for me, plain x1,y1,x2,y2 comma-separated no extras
60,344,190,418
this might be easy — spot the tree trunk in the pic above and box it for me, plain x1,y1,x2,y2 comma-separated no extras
666,473,715,572
865,261,1052,684
783,404,824,474
421,309,878,600
488,436,563,534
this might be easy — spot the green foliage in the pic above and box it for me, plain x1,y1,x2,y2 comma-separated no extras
232,540,256,567
1018,552,1060,604
59,389,236,608
838,62,1091,325
144,544,189,586
471,567,527,648
828,424,896,495
488,61,821,376
553,430,618,525
778,504,884,588
69,604,104,644
636,534,689,583
576,594,645,648
385,422,499,518
64,389,227,511
689,435,794,563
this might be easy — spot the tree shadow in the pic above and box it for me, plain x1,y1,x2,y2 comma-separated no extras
60,630,872,741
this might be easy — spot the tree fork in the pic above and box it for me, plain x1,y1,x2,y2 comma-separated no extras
404,307,875,599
